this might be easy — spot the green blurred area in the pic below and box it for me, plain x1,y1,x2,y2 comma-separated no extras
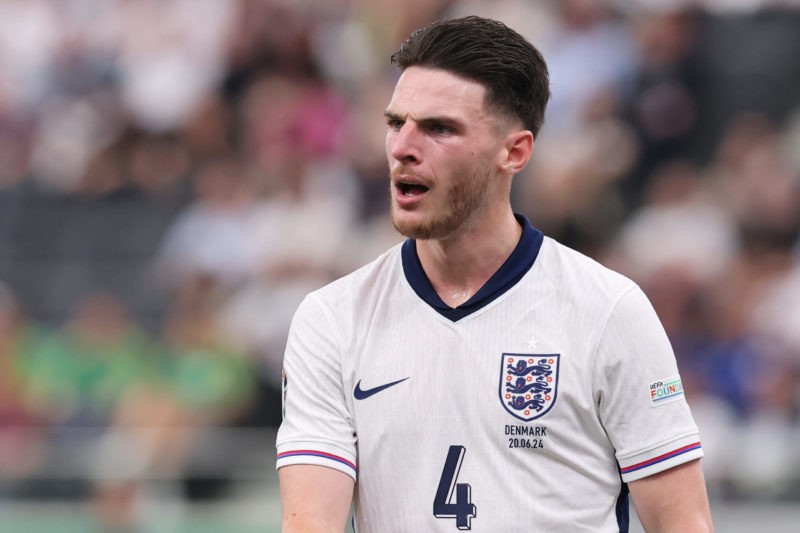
0,488,361,533
0,498,282,533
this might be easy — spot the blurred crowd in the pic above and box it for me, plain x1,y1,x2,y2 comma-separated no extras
1,0,799,525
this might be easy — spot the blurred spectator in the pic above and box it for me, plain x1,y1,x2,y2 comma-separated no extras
19,292,160,428
91,277,259,530
752,265,800,375
0,98,33,191
0,284,47,491
622,6,701,206
160,276,258,427
79,127,193,199
216,158,358,384
688,7,800,160
706,113,800,250
155,157,264,290
113,0,234,132
612,160,740,292
0,0,61,111
540,0,639,134
0,0,799,510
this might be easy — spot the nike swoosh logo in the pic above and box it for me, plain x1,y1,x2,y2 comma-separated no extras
353,377,410,400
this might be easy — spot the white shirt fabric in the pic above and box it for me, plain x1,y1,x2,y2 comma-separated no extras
276,215,703,532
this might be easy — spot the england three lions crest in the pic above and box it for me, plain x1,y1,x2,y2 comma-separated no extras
500,353,560,421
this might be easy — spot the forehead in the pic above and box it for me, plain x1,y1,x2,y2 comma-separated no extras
386,66,490,122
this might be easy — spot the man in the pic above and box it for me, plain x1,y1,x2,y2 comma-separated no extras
277,16,713,532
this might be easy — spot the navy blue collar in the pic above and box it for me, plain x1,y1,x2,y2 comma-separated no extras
401,214,544,322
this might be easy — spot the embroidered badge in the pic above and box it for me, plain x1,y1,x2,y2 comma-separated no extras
500,354,560,421
649,376,684,407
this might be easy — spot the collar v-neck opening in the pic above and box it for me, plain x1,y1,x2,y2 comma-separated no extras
401,214,544,321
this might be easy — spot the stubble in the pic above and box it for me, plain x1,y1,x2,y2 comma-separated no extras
391,165,491,240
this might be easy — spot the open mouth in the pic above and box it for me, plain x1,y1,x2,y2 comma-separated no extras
397,182,430,197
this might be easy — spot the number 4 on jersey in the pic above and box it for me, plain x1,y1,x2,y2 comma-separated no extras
433,445,476,530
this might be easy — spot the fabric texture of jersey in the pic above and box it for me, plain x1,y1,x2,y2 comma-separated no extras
276,216,703,532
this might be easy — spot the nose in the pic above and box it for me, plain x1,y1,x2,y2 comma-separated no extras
387,122,420,164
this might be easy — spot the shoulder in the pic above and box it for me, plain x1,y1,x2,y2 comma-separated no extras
536,236,638,305
301,243,405,317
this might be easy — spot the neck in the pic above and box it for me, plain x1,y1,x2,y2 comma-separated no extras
416,209,522,308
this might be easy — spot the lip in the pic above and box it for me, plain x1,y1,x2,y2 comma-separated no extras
392,175,430,207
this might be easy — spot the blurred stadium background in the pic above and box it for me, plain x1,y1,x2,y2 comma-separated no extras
0,0,799,531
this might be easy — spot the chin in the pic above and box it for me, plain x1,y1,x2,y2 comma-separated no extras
391,209,459,241
391,209,430,239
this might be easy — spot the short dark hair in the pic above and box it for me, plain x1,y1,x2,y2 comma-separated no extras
391,16,550,136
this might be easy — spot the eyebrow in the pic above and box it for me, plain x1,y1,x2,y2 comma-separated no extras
384,110,464,130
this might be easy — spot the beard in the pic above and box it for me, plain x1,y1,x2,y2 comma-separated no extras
390,165,491,240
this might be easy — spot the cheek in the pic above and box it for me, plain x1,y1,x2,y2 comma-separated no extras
385,131,399,159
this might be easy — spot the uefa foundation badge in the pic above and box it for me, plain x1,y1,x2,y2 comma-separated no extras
500,353,560,421
648,376,685,407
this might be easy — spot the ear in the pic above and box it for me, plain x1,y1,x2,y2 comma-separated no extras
498,130,534,175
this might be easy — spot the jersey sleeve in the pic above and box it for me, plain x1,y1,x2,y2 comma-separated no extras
594,285,703,483
275,293,357,480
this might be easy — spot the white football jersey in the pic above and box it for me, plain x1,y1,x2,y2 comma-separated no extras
276,216,703,532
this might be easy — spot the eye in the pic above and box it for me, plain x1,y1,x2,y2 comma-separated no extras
431,123,454,135
387,118,404,131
